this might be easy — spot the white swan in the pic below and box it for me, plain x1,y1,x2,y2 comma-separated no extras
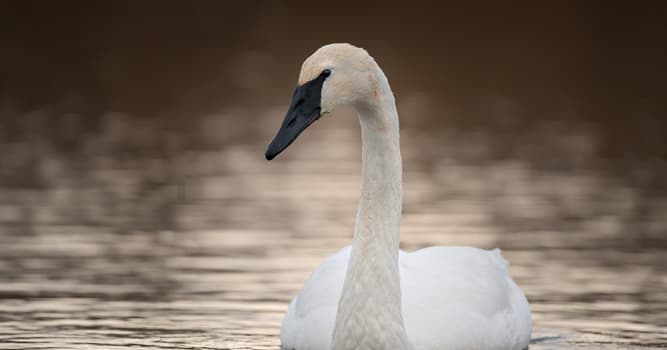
265,43,532,350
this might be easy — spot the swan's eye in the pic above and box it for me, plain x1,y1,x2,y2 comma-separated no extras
321,69,331,78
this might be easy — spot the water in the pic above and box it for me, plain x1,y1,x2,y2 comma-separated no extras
0,104,665,349
2,2,666,347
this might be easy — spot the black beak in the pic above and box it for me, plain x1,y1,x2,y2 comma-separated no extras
265,74,326,160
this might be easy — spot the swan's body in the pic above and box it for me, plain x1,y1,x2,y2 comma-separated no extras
266,43,532,350
281,246,531,350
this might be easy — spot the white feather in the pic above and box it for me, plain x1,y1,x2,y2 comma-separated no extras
281,246,531,350
275,43,532,350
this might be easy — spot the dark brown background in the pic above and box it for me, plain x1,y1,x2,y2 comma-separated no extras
2,1,666,157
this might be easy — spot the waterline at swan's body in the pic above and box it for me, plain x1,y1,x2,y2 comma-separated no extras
281,246,531,350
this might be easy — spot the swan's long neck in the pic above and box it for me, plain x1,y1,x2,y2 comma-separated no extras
331,71,411,350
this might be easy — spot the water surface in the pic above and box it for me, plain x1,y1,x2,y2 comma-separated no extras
0,106,665,349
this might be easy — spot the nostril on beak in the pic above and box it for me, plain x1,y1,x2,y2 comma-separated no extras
287,116,297,128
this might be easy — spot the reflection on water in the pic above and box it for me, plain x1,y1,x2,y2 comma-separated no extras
0,105,665,349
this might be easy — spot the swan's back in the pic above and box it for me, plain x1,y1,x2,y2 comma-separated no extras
281,246,531,350
399,247,531,349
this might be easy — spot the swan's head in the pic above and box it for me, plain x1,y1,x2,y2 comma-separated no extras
265,43,378,160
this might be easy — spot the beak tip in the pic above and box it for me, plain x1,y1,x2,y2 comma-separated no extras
265,148,276,161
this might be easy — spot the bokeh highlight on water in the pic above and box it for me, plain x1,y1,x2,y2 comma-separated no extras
1,2,666,349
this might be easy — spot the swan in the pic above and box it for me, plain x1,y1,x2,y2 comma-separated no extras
265,43,532,350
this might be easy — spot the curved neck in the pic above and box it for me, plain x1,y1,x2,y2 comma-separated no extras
332,72,411,349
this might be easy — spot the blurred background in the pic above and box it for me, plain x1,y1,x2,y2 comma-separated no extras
0,1,665,349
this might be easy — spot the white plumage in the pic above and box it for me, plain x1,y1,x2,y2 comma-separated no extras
281,246,531,350
267,43,532,350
